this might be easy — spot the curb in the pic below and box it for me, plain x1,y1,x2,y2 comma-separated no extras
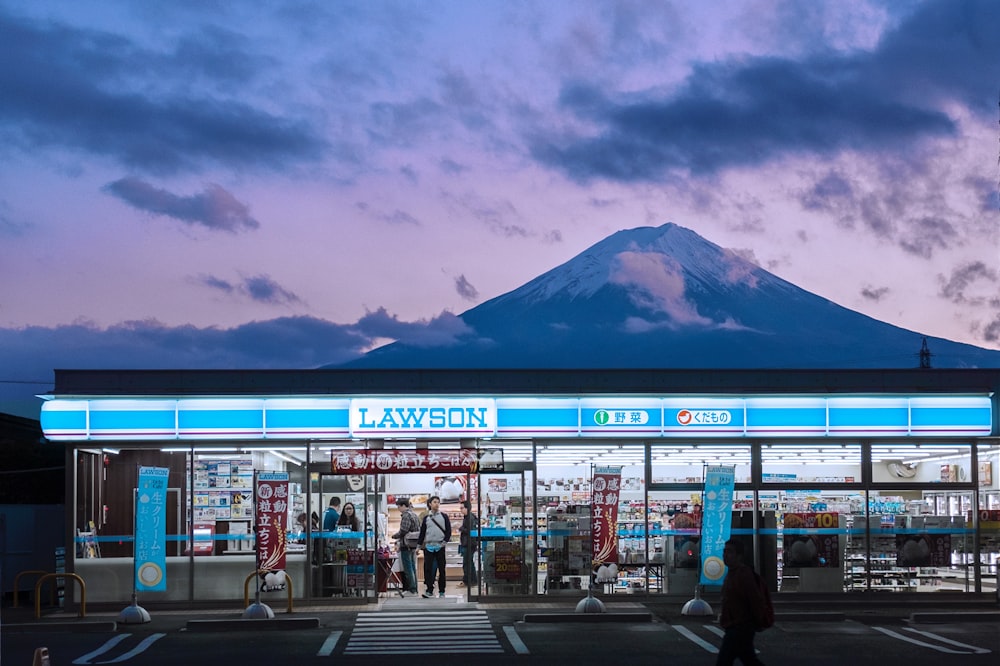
522,611,653,623
776,612,846,622
185,617,321,632
3,621,118,633
909,611,1000,624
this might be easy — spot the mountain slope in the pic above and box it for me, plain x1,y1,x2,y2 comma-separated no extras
337,223,1000,369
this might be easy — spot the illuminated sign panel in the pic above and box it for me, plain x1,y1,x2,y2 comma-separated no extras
580,398,661,437
496,398,579,437
349,398,496,437
663,398,744,436
39,394,993,441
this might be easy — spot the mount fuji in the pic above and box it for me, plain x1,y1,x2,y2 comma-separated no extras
336,223,1000,369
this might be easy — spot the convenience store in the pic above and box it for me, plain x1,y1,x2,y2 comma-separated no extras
40,368,1000,605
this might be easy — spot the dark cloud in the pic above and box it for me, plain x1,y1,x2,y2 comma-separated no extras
354,307,474,347
800,172,854,213
938,261,998,304
442,191,528,238
382,210,420,226
399,165,419,184
898,217,958,259
0,10,325,174
243,275,301,305
861,285,890,302
439,158,467,175
531,0,1000,182
0,308,481,416
984,315,1000,343
104,178,260,232
0,316,372,416
454,274,479,301
196,273,301,305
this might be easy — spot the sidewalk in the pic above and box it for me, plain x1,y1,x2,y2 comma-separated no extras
2,592,997,633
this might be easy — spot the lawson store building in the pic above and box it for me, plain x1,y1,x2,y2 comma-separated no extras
40,368,1000,605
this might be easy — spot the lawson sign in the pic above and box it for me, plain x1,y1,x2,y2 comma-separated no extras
350,398,496,437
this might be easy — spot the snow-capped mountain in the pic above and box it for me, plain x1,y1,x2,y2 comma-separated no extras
337,223,1000,369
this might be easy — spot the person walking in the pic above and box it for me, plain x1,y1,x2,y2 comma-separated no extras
716,538,767,666
458,500,479,587
391,497,420,595
418,495,452,598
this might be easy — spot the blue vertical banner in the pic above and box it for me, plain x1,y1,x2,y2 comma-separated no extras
699,465,736,586
136,466,169,591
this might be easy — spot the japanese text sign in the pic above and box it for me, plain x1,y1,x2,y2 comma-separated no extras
136,466,169,591
256,472,289,571
699,465,736,586
592,466,622,566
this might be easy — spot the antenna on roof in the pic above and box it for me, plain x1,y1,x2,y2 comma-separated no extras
919,337,932,369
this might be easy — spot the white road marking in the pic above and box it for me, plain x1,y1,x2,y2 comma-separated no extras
98,634,166,663
671,625,719,653
903,627,991,655
873,626,970,654
317,630,342,656
504,625,530,654
73,635,131,664
702,625,760,654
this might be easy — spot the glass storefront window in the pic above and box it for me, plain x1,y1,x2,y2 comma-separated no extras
871,442,972,484
650,443,751,483
762,442,861,484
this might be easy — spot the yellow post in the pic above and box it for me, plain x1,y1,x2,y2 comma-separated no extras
34,573,85,619
243,569,294,613
13,570,49,608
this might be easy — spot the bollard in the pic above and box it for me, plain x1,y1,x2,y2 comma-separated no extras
32,647,51,666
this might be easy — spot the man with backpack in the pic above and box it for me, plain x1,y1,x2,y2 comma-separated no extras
391,497,420,595
716,538,770,666
417,495,452,598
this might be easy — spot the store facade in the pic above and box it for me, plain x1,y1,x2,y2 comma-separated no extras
40,369,1000,605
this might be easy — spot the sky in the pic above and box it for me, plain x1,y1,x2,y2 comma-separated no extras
1,0,999,419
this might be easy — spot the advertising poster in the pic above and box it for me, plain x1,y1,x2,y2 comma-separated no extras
494,540,522,580
135,466,169,591
256,472,290,571
699,465,736,586
782,512,840,567
591,466,622,566
896,534,951,567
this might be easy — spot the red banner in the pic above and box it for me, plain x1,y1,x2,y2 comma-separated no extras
591,466,622,566
331,449,478,473
256,472,289,571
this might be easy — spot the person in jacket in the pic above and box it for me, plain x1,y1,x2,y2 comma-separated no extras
716,538,767,666
417,495,452,598
391,497,420,595
322,497,341,532
458,500,479,587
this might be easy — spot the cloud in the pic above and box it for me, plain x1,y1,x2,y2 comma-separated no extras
196,273,301,305
454,274,479,301
898,216,958,259
0,10,326,174
861,285,890,302
0,308,481,417
609,251,712,327
442,190,528,238
530,0,1000,182
938,261,998,305
104,178,260,232
720,248,760,289
354,307,474,347
381,210,420,226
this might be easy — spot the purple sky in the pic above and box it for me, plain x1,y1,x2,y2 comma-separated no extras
1,1,999,418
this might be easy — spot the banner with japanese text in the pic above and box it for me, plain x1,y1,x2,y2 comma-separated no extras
332,449,478,474
136,466,169,591
591,466,622,566
256,472,290,571
699,465,736,586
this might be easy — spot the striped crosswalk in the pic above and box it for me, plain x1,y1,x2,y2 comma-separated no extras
345,609,505,654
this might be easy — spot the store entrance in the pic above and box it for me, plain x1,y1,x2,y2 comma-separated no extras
477,462,536,597
311,471,381,601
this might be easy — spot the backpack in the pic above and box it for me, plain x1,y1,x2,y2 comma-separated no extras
752,571,775,631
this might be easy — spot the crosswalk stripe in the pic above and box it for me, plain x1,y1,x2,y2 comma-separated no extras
671,625,719,653
345,609,505,655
